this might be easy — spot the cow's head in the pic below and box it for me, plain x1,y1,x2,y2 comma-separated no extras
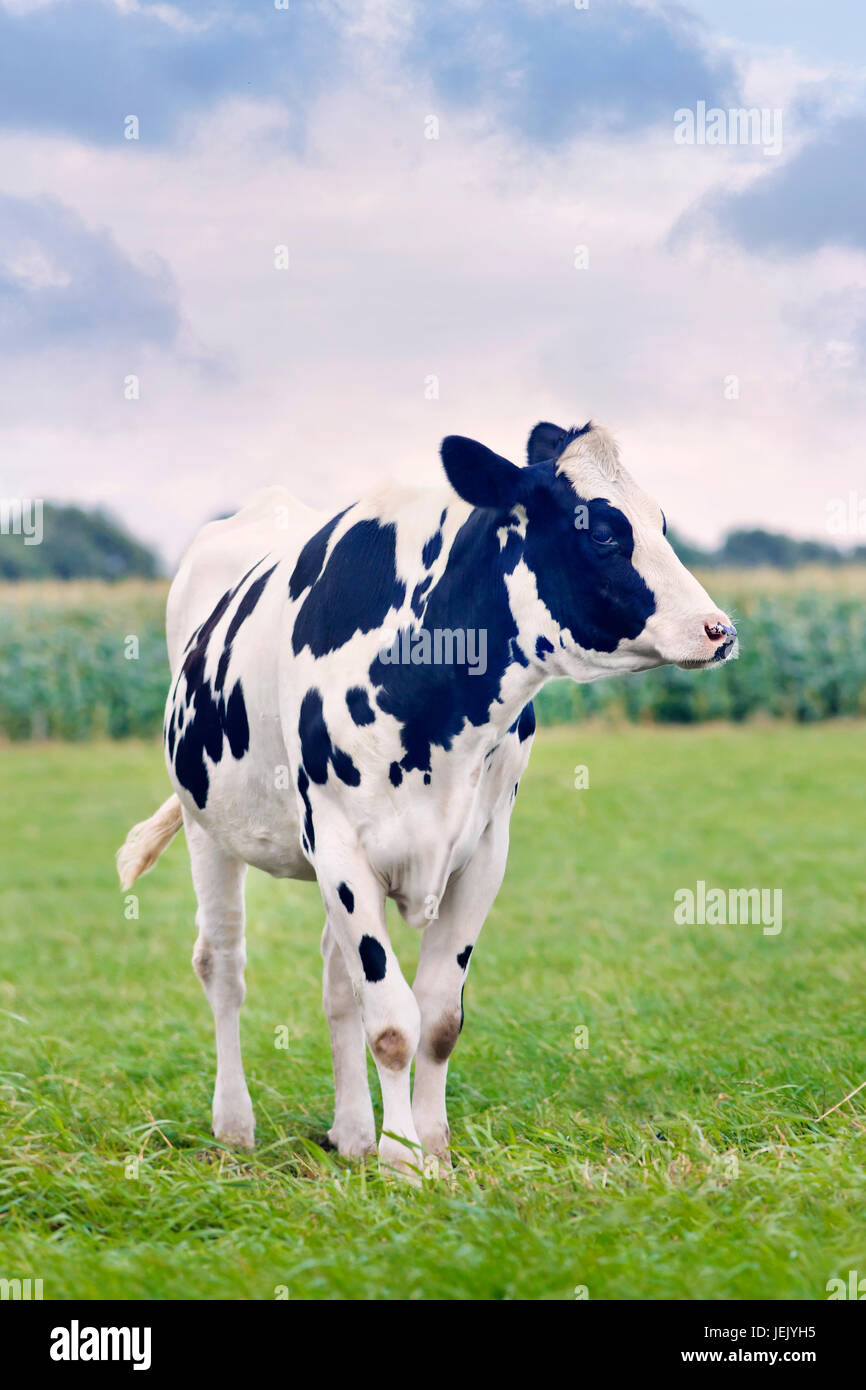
440,421,738,678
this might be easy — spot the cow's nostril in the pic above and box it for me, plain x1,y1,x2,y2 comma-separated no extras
705,620,737,642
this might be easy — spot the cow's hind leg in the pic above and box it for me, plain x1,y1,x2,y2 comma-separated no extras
185,817,254,1149
321,920,376,1157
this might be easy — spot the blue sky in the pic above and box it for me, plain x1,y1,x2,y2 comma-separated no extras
1,0,864,559
684,0,866,66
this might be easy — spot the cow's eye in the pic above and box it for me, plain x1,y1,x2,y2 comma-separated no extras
590,522,616,546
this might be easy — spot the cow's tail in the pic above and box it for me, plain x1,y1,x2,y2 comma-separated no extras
116,794,184,890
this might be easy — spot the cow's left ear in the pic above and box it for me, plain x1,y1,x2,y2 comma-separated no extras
527,421,568,466
440,436,524,510
527,420,592,466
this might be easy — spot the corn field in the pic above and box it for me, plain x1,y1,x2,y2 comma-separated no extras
0,577,864,740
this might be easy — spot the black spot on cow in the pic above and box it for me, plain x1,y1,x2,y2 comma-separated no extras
331,746,360,785
369,506,524,775
337,882,354,914
423,772,431,785
536,635,554,660
292,517,406,658
410,574,432,618
520,457,656,653
227,564,278,643
389,761,403,787
359,935,386,983
215,647,231,691
169,558,270,809
297,766,315,852
456,944,473,970
421,528,443,569
214,563,277,695
298,689,330,783
224,680,250,758
516,702,536,742
298,688,360,787
288,508,348,600
346,686,375,726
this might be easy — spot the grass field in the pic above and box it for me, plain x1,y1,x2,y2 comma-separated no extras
1,724,864,1300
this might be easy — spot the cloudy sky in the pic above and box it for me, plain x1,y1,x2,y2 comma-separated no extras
1,0,864,566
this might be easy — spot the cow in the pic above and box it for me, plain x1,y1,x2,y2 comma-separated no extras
117,420,738,1179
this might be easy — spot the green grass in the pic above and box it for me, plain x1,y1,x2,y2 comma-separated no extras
1,725,864,1300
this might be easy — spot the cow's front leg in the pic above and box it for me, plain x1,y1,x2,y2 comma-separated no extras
412,819,509,1164
317,846,422,1180
321,920,375,1157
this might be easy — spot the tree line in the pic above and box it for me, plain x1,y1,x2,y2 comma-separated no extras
1,503,864,581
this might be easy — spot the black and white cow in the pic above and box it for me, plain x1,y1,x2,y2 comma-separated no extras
118,421,737,1178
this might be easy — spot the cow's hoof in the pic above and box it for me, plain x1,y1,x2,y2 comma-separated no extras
213,1122,255,1151
212,1095,255,1150
416,1122,451,1164
378,1135,424,1186
327,1120,376,1159
421,1152,451,1180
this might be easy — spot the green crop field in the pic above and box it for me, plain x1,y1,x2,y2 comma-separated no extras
2,574,866,740
1,724,864,1300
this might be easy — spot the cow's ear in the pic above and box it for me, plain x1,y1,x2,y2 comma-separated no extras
440,436,524,510
527,421,569,466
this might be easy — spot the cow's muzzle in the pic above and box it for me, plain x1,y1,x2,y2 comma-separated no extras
705,620,737,664
704,620,737,642
676,612,739,669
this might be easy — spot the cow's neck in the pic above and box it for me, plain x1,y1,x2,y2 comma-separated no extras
417,501,557,745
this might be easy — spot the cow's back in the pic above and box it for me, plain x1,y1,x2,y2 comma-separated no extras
166,487,320,671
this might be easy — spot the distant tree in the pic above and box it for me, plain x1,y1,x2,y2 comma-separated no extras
718,528,845,569
667,523,859,570
665,525,712,569
0,503,162,580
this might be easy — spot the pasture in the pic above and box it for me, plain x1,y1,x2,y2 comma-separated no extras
1,723,864,1300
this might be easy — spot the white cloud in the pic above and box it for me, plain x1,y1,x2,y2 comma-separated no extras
3,243,71,288
0,45,865,565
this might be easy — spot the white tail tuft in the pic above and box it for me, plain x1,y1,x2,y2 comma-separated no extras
116,794,184,890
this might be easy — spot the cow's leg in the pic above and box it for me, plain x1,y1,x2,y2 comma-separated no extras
412,819,509,1163
316,844,422,1179
321,920,376,1157
185,817,254,1149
